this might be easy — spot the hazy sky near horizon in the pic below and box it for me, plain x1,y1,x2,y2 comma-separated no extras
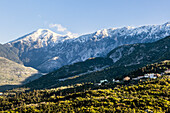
0,0,170,43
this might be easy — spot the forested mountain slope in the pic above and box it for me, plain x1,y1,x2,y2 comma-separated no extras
24,36,170,89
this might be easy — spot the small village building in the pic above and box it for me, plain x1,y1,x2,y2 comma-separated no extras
138,76,144,79
113,79,115,82
100,79,108,83
115,80,120,83
144,73,158,79
155,73,161,77
113,79,121,83
94,83,101,86
0,92,3,95
151,76,157,79
132,73,161,81
123,76,130,81
96,79,108,85
144,75,149,78
132,76,145,80
145,109,153,113
132,77,138,80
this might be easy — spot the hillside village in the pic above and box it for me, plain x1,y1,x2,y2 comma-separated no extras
97,69,170,86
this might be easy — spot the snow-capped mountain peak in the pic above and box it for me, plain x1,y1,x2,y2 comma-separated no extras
8,22,170,72
12,29,62,42
9,29,77,48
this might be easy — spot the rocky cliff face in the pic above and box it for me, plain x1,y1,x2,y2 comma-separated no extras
8,22,170,72
108,36,170,66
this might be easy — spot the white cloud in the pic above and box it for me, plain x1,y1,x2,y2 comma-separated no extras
49,23,79,38
66,31,79,37
49,24,67,32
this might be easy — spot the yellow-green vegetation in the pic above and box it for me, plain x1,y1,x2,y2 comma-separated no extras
126,60,170,78
0,76,169,113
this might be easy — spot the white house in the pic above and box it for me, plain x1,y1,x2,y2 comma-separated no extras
132,73,160,81
132,77,138,80
113,79,115,82
115,80,120,83
138,76,144,79
132,76,144,80
100,79,108,83
144,73,157,79
0,92,3,95
96,79,108,85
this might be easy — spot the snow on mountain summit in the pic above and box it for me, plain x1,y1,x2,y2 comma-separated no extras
73,22,170,43
10,29,77,48
8,22,170,72
10,22,170,45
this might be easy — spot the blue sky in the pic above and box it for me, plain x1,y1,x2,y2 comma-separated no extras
0,0,170,43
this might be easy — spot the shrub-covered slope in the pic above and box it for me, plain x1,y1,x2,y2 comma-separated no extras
1,76,169,113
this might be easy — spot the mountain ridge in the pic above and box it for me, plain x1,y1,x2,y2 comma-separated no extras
8,22,170,72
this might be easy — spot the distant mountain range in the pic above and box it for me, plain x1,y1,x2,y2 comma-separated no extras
24,36,170,89
8,22,170,72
